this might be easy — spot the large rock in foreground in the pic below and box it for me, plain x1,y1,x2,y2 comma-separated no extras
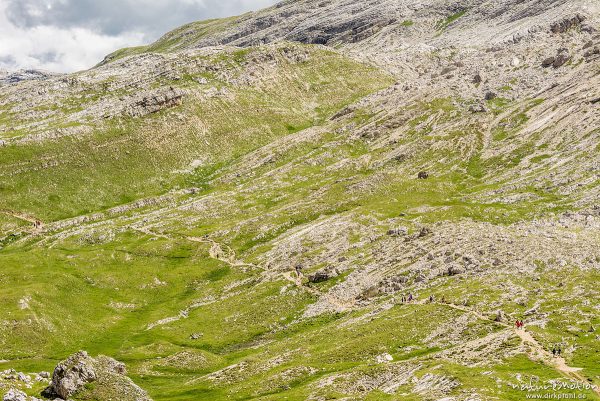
44,351,151,401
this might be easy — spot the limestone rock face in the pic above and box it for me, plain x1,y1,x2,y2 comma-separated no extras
48,351,97,399
45,351,151,401
124,87,186,118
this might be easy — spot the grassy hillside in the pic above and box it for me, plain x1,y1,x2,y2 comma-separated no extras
1,2,600,400
2,82,599,399
0,45,392,226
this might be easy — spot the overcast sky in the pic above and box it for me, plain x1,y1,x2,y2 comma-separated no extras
0,0,278,73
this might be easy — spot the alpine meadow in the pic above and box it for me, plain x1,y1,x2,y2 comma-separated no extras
1,0,600,400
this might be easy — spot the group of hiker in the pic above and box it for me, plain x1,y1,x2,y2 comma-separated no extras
428,295,447,304
551,345,563,357
515,319,525,329
400,293,414,303
400,293,447,304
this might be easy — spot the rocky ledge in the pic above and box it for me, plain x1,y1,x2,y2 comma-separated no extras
38,351,151,401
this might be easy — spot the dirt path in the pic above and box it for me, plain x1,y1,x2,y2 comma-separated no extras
437,301,509,327
187,235,352,312
0,209,41,225
439,301,598,395
27,218,600,396
400,300,598,394
186,236,260,271
0,209,44,233
128,225,260,271
76,222,353,311
515,328,599,396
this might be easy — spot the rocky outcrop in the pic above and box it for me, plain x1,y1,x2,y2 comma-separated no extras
44,351,151,401
285,17,397,45
550,14,585,34
2,389,27,401
379,275,408,293
542,49,571,68
124,87,186,118
46,351,97,399
0,69,59,86
387,226,409,237
308,266,340,283
2,389,42,401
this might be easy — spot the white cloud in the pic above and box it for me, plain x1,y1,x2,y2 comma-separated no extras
0,0,278,73
0,20,145,73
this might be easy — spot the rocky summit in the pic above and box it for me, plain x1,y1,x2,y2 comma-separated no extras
1,0,600,400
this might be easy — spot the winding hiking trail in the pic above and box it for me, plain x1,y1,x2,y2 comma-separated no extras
437,301,599,396
0,209,43,228
188,234,355,311
186,236,260,271
515,328,600,396
129,227,260,271
25,222,600,396
137,226,357,314
434,301,597,393
182,251,599,396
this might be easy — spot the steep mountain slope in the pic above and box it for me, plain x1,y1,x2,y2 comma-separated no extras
1,1,600,400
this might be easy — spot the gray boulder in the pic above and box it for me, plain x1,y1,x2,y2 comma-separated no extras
124,86,186,118
45,351,151,401
48,351,97,399
543,50,572,68
387,226,409,236
542,56,556,67
469,103,487,113
2,389,27,401
484,92,497,101
308,266,340,283
380,275,408,293
552,51,571,68
550,14,585,34
447,263,466,276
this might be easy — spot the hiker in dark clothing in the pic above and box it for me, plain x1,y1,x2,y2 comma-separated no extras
429,295,434,303
401,295,406,303
557,347,562,356
552,347,557,357
408,293,413,303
